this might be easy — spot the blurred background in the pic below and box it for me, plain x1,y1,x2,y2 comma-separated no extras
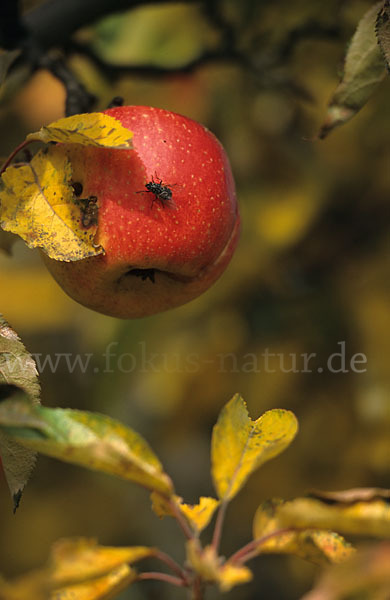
0,0,389,598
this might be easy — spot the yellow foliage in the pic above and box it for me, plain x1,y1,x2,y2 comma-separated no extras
49,538,154,587
211,394,298,501
253,501,354,565
27,113,133,149
186,541,253,592
179,497,220,533
51,564,135,600
217,564,253,592
0,146,102,261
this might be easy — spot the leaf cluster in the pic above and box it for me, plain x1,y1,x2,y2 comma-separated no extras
0,329,389,599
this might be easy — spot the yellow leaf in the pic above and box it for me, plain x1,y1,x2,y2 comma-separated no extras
52,564,135,600
274,495,390,538
186,541,220,582
217,564,253,592
49,538,154,587
0,569,49,600
186,542,252,592
211,394,298,501
301,543,390,600
0,398,174,496
179,497,220,533
150,493,219,533
27,113,133,149
253,501,354,566
150,491,181,518
0,146,103,261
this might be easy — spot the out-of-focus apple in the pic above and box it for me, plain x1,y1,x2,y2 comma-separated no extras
42,105,240,318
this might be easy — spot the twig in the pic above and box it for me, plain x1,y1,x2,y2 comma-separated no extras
66,40,248,82
190,575,205,600
229,527,297,565
211,500,227,552
168,497,194,540
137,571,187,587
154,549,189,583
0,140,31,175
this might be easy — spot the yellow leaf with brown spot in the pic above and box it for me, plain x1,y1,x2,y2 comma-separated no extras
272,494,390,538
0,146,103,261
52,563,135,600
27,113,133,149
253,501,354,566
301,543,390,600
211,394,298,501
50,538,155,587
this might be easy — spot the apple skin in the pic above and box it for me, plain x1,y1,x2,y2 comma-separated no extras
42,106,240,318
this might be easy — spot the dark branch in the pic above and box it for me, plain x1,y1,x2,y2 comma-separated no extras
279,20,342,61
39,54,96,115
65,40,249,82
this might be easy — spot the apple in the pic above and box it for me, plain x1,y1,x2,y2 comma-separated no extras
42,105,240,318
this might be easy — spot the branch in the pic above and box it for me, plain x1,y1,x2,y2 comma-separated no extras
211,500,228,553
39,54,96,115
229,528,298,565
137,571,187,587
66,40,249,81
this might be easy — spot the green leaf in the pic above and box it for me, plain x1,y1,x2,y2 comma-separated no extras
0,317,40,510
376,0,390,69
319,2,386,138
211,394,298,501
0,397,174,496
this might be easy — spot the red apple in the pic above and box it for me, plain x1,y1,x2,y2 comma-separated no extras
42,106,240,318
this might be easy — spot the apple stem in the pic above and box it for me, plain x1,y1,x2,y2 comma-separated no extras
0,139,32,175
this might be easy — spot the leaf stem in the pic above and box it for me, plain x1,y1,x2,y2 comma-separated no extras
0,139,32,175
229,527,297,565
211,499,227,552
168,497,194,540
154,549,189,583
137,571,187,587
190,575,205,600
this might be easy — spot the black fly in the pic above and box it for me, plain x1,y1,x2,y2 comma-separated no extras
137,174,177,209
